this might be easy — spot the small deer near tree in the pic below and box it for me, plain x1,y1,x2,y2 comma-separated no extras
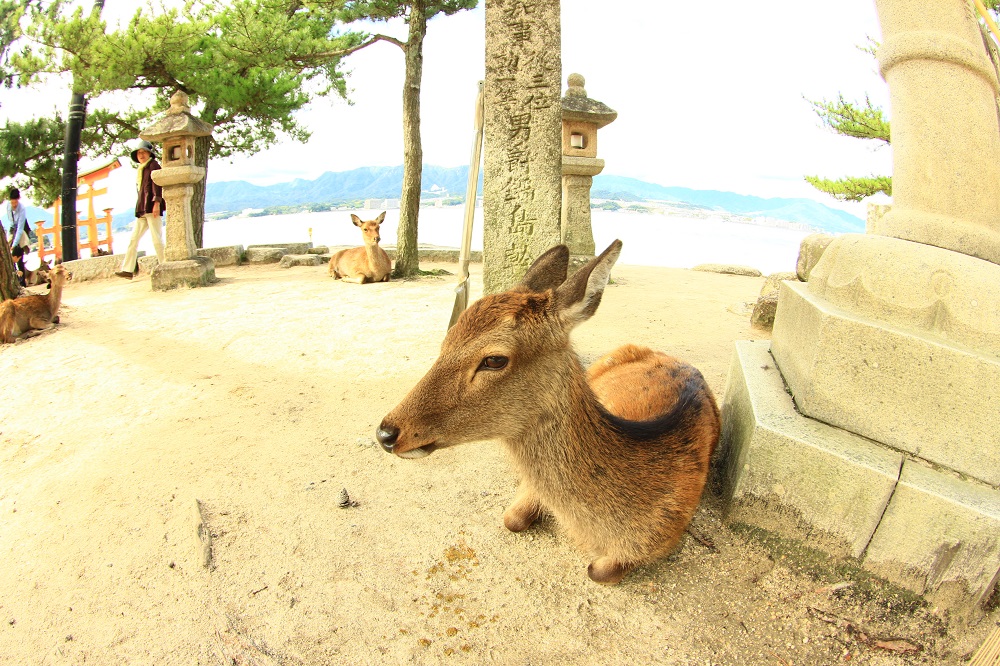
376,241,721,584
0,264,71,343
328,212,391,284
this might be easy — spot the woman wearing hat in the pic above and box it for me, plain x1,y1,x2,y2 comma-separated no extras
116,139,166,279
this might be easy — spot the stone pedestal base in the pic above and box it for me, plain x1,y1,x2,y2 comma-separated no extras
717,341,1000,611
771,235,1000,486
715,341,902,559
773,281,1000,486
151,256,216,292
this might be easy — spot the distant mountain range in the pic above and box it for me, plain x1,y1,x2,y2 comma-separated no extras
21,164,865,236
589,175,865,234
207,165,471,212
206,165,865,234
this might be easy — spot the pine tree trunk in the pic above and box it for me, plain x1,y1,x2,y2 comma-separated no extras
0,227,21,301
191,135,211,249
393,1,426,279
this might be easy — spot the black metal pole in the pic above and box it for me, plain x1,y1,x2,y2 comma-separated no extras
59,93,86,262
58,0,104,263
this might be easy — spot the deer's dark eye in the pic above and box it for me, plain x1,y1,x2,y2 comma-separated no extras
479,355,508,371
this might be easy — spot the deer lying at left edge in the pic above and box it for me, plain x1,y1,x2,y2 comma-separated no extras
0,264,71,343
376,240,721,584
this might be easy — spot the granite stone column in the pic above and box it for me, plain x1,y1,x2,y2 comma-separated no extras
873,0,1000,263
561,171,596,257
483,0,562,294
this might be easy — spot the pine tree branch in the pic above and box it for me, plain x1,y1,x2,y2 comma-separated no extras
804,175,892,202
806,93,890,144
296,33,402,62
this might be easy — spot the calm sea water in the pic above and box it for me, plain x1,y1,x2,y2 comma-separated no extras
110,206,815,275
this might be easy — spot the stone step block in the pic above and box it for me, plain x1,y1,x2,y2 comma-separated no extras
279,254,321,268
715,340,903,559
751,272,798,330
862,460,1000,609
795,233,834,281
196,245,243,267
247,242,312,255
245,247,286,264
60,253,157,281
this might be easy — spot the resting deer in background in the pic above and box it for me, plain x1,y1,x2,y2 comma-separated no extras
0,264,71,343
328,212,391,284
23,259,52,288
376,240,721,585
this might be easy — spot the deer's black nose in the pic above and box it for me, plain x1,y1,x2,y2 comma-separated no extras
376,424,399,452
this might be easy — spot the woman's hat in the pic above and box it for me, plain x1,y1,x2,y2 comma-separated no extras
129,139,157,164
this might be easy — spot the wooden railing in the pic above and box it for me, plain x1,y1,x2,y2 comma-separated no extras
35,208,114,264
35,158,120,262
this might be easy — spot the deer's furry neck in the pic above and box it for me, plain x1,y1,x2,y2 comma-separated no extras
365,242,390,275
501,353,618,489
47,279,66,317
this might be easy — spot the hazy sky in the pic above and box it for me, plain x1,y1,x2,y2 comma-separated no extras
6,1,891,217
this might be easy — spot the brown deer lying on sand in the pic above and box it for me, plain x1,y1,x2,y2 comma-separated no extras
328,212,391,283
376,240,721,585
0,264,71,343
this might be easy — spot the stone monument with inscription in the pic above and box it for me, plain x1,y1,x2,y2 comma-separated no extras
715,0,1000,612
483,0,563,294
139,91,216,291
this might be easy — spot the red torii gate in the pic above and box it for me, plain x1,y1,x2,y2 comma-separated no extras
35,158,120,263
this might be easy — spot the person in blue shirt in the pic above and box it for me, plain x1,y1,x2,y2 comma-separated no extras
7,187,30,286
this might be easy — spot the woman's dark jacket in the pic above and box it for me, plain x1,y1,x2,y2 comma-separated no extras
135,159,166,218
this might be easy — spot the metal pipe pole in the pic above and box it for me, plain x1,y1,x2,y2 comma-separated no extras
59,93,86,261
58,0,104,262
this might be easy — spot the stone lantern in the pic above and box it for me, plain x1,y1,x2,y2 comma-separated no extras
139,90,215,291
561,73,617,262
716,0,1000,612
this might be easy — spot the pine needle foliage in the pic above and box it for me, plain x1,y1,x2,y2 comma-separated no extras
804,37,891,203
808,94,889,144
804,175,892,203
1,0,368,233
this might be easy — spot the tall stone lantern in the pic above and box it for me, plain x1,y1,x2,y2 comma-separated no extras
139,91,216,291
716,0,1000,612
561,73,617,263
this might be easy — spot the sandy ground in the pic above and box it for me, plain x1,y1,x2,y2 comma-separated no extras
0,258,996,665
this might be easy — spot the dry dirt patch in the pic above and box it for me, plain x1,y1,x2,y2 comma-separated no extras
0,261,994,665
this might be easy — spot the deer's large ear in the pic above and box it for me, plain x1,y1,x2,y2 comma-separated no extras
518,244,569,293
375,211,386,223
554,240,622,327
351,214,362,227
